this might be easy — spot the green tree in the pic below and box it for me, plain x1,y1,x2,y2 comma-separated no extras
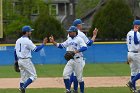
5,16,31,39
32,6,65,41
76,0,100,18
3,0,48,41
3,0,65,42
89,0,133,40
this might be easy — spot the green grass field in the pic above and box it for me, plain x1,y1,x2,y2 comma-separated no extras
0,63,131,93
0,87,130,93
0,63,130,78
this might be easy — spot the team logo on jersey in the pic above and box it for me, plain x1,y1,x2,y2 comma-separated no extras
68,42,78,46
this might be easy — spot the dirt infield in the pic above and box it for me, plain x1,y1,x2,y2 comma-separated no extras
0,76,139,88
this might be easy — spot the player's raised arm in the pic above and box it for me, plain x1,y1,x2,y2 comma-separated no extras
33,37,48,52
49,35,57,46
49,35,68,49
72,19,98,46
91,28,98,42
86,28,98,46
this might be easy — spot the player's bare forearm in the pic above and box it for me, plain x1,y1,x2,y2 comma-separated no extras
91,35,96,42
91,28,98,41
52,41,57,46
43,37,48,45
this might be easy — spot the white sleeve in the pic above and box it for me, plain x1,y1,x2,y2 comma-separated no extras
78,31,89,44
57,39,69,48
27,40,36,51
82,35,89,44
62,39,69,48
126,33,129,45
79,37,87,47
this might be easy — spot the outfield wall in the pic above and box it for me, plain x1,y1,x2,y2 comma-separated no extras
0,42,127,65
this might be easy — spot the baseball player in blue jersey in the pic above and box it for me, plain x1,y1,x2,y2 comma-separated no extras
49,26,87,93
14,25,48,93
126,20,140,93
68,19,98,93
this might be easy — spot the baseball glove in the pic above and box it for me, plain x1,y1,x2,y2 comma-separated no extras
64,51,75,61
126,57,131,65
14,61,20,72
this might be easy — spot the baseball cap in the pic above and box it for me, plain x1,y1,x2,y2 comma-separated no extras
73,19,84,26
133,20,140,25
22,26,34,32
67,26,78,32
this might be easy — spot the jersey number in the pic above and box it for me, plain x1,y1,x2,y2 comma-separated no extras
19,43,21,52
129,36,131,44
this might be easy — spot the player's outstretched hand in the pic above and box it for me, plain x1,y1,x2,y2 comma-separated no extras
43,37,48,45
93,28,98,36
49,35,54,43
49,35,57,46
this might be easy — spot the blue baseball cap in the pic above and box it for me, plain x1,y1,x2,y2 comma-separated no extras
67,26,78,32
22,26,34,32
133,20,140,25
73,19,84,26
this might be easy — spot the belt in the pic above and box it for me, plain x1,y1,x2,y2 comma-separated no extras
18,57,31,59
128,51,138,53
76,57,80,59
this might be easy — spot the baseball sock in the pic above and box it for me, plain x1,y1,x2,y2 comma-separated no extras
73,76,78,91
64,79,70,91
22,78,32,89
79,81,84,93
20,83,24,88
131,76,136,90
132,73,140,89
70,73,74,89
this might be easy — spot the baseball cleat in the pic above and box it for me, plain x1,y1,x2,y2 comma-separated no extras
133,90,138,93
64,89,71,93
72,90,78,93
126,81,136,93
19,87,25,93
137,89,140,93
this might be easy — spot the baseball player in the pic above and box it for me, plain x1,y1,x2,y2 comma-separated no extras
126,20,140,93
68,19,98,93
14,25,48,93
49,26,87,93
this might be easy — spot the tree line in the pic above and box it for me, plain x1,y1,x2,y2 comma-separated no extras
1,0,134,43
